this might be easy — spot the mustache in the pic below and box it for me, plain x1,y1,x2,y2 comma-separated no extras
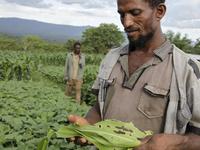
124,27,140,33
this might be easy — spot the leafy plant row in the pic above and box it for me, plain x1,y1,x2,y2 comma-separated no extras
82,65,99,105
0,52,37,80
0,50,104,66
31,52,104,66
39,66,64,85
0,80,90,150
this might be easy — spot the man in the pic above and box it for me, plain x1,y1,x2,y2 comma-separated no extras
64,41,85,104
68,0,200,149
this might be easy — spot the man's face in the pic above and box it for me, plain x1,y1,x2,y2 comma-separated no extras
117,0,157,49
74,44,81,54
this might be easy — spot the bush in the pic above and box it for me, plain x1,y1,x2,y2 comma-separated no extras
82,65,99,105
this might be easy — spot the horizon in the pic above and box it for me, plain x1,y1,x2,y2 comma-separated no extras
0,0,200,41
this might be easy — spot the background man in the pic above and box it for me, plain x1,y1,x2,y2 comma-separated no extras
64,41,85,104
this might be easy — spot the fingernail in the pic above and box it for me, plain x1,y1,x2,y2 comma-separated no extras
81,138,86,143
68,115,74,120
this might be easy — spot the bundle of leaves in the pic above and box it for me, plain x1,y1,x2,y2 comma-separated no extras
38,120,152,150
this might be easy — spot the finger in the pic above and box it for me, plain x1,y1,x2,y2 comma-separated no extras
67,115,76,123
79,137,93,145
76,117,89,126
70,137,76,141
67,115,89,126
138,135,152,144
76,137,88,146
79,137,87,143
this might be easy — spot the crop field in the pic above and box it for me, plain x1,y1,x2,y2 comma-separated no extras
0,50,103,149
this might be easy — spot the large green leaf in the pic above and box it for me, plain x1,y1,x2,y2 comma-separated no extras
56,120,152,150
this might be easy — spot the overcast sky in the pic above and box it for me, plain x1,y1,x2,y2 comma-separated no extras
0,0,200,41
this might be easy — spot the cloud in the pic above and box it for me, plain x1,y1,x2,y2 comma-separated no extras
5,0,116,9
164,0,200,29
58,0,116,9
5,0,52,8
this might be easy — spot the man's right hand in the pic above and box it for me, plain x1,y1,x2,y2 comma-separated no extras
67,115,90,145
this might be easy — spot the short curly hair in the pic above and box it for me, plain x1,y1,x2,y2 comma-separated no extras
144,0,165,8
73,41,81,48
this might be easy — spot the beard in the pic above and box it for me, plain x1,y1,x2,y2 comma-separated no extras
74,49,80,54
128,31,154,52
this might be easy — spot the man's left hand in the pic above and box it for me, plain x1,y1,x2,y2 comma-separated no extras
134,134,187,150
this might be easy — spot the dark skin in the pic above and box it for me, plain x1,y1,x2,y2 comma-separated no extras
117,0,166,75
68,0,200,149
74,44,81,55
64,44,81,83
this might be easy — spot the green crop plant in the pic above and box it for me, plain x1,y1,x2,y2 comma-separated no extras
0,80,90,150
38,120,152,150
0,51,37,80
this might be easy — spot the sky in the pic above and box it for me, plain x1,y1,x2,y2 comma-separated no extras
0,0,200,41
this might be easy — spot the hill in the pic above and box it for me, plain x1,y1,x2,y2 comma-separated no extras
0,17,90,42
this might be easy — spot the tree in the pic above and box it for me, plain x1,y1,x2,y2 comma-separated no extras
192,39,200,54
165,30,193,53
0,34,21,51
21,35,47,51
82,23,125,53
63,39,77,52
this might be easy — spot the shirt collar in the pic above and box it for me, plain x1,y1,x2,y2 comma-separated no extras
119,39,172,61
119,45,129,56
153,39,172,61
